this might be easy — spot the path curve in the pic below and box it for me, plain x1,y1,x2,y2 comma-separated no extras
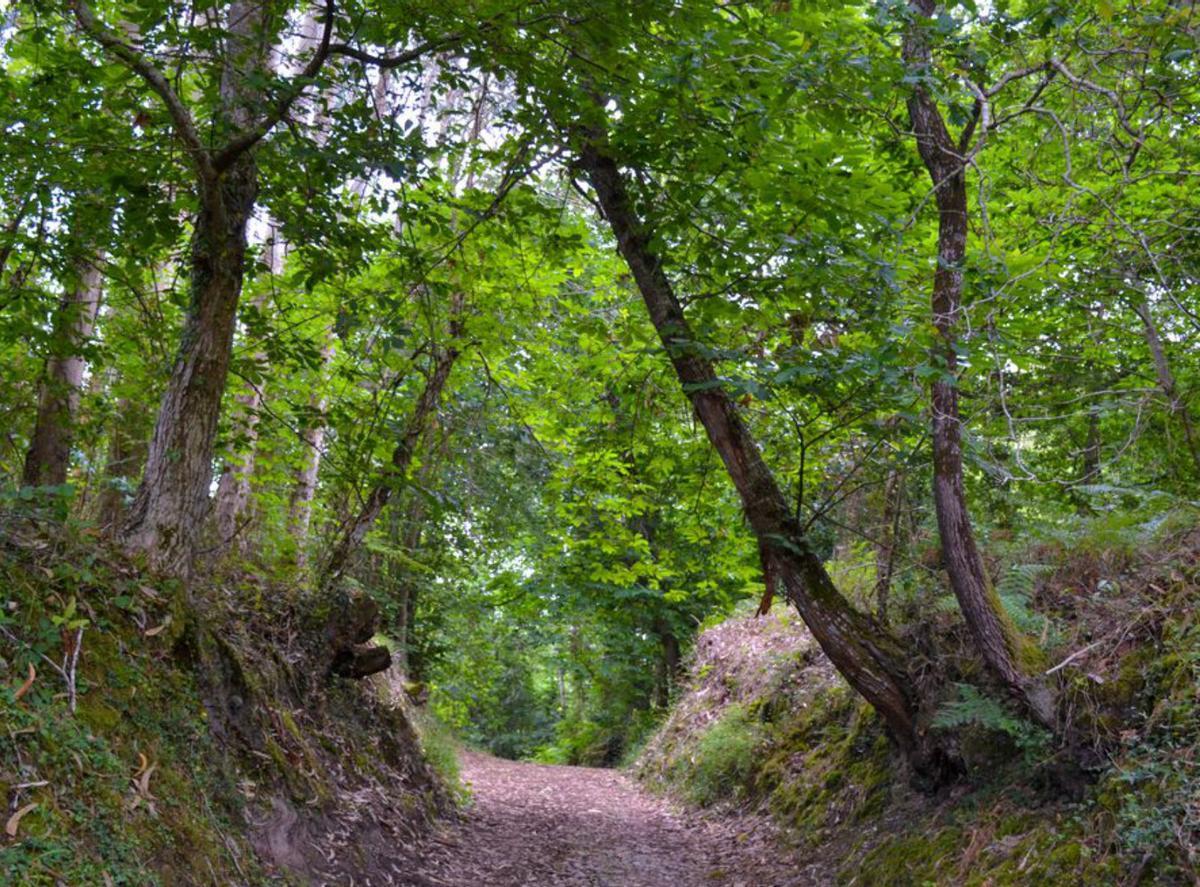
405,751,823,887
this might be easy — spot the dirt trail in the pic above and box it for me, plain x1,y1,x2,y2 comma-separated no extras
405,750,823,887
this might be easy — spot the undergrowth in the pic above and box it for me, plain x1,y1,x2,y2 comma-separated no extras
0,513,262,884
635,507,1200,885
673,704,761,807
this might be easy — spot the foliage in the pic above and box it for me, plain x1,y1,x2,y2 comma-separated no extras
637,525,1200,885
0,519,261,884
673,705,762,808
931,683,1051,761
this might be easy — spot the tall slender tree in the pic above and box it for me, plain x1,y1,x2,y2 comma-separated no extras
902,0,1056,727
22,243,106,487
576,128,953,780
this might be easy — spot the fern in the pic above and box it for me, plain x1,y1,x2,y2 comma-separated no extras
931,563,1054,640
995,563,1050,599
996,563,1054,638
933,684,1050,756
932,684,1020,733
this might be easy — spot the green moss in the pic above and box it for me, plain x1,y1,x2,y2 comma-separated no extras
76,699,122,732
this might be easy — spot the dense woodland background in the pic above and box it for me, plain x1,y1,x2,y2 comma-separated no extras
1,0,1198,883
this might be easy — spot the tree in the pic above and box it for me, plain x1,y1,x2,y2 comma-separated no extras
901,0,1057,728
22,235,106,487
67,0,338,572
576,129,952,779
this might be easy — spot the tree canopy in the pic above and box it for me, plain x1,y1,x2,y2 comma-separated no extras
2,0,1197,772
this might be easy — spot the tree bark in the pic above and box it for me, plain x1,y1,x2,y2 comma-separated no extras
122,158,258,572
904,0,1056,729
22,251,104,487
578,136,952,780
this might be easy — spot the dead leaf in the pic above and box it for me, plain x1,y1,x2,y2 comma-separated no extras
137,762,157,797
13,663,35,702
5,802,37,837
144,616,171,637
138,584,161,601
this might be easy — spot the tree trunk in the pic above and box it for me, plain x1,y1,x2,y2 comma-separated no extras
96,397,149,534
1133,294,1200,479
22,251,104,487
904,0,1056,729
287,339,334,558
578,136,953,780
874,465,903,624
392,484,429,673
653,616,681,709
122,160,258,573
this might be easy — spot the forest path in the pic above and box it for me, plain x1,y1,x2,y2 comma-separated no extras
405,750,820,887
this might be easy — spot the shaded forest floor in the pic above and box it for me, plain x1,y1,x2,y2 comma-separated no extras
406,750,823,886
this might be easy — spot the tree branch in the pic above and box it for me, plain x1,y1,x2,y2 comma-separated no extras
213,0,338,171
70,0,216,185
328,34,455,69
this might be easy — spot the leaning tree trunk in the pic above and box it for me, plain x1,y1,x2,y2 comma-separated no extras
22,250,104,487
321,76,483,586
578,136,953,781
904,0,1055,729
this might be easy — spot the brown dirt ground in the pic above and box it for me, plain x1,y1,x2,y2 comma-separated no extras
403,750,828,887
